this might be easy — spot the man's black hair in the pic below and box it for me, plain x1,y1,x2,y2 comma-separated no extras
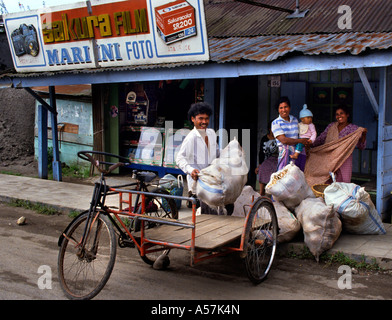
188,102,213,121
276,96,291,109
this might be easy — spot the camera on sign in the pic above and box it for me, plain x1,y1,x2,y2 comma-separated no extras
11,24,40,57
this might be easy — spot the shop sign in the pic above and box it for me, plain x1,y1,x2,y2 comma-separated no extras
4,0,209,73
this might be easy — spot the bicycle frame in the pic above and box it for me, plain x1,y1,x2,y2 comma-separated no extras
106,188,262,266
59,151,278,299
64,171,262,267
107,188,198,262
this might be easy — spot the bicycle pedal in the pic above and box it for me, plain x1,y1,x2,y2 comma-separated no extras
118,237,135,248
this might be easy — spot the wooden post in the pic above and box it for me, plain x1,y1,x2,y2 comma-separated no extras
38,104,48,179
377,67,387,219
49,86,62,181
218,78,227,148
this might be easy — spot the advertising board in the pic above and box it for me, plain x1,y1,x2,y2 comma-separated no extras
4,0,209,72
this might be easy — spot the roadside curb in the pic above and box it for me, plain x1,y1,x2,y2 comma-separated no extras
0,194,83,215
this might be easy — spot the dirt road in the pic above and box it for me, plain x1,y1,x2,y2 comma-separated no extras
1,201,392,302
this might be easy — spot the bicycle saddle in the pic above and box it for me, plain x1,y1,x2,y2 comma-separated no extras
135,171,156,182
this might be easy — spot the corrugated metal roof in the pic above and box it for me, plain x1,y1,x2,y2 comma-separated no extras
209,32,392,62
205,0,392,36
0,61,205,79
2,0,392,80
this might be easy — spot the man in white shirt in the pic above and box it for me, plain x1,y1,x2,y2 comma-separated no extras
176,102,219,197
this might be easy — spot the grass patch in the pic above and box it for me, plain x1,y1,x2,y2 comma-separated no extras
321,251,382,272
68,210,81,219
9,199,59,216
61,163,90,179
284,245,383,272
47,162,91,180
0,171,22,176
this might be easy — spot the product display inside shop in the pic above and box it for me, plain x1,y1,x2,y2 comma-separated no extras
119,79,204,171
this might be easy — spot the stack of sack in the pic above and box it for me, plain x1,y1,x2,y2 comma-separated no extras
262,162,385,262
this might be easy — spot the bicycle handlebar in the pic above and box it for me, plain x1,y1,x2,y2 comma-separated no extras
78,151,130,175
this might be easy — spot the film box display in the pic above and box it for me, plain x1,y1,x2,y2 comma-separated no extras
155,0,197,44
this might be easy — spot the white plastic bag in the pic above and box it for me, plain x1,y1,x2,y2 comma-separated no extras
196,139,248,208
266,162,314,211
295,197,342,261
324,182,385,235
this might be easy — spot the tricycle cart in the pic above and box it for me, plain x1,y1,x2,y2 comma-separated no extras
57,151,278,300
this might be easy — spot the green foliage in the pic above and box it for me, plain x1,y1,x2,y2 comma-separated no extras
283,245,382,272
9,199,59,216
0,171,22,176
61,163,90,179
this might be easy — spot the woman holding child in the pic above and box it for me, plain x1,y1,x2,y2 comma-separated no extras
305,105,367,186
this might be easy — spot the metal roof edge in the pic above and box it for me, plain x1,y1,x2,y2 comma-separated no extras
4,50,392,88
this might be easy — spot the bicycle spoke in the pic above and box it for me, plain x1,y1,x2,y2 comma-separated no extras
243,198,277,284
58,212,116,300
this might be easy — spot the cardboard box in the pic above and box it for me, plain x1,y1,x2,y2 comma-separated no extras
155,0,197,44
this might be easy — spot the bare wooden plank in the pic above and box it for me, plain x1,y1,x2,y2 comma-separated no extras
145,217,226,244
178,217,246,250
135,214,215,239
144,225,188,241
195,217,273,250
142,214,247,250
140,214,217,244
194,220,245,250
384,125,392,141
383,141,392,157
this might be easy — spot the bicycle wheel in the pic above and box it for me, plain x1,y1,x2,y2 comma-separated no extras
243,197,278,284
58,211,117,300
134,188,178,265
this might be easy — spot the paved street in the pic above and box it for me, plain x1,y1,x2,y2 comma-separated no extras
1,202,392,304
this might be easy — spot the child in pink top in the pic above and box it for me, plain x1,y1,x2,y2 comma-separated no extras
290,105,317,166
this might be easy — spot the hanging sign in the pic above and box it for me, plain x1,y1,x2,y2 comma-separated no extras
4,0,209,73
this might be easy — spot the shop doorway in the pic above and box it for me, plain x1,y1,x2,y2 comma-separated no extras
225,76,258,187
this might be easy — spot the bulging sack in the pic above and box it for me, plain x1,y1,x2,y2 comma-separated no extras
233,185,260,217
196,139,248,208
295,197,342,261
324,182,385,235
273,201,301,243
266,162,314,211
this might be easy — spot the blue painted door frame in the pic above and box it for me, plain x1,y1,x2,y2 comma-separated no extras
26,86,62,181
37,105,48,179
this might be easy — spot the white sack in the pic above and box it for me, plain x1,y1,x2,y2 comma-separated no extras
233,185,261,217
196,139,248,208
266,162,314,211
295,197,342,261
232,185,301,242
273,201,301,243
324,182,385,235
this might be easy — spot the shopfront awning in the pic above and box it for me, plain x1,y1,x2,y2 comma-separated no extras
1,48,392,88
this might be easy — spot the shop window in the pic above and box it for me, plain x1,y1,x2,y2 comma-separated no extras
309,84,353,134
119,80,204,170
